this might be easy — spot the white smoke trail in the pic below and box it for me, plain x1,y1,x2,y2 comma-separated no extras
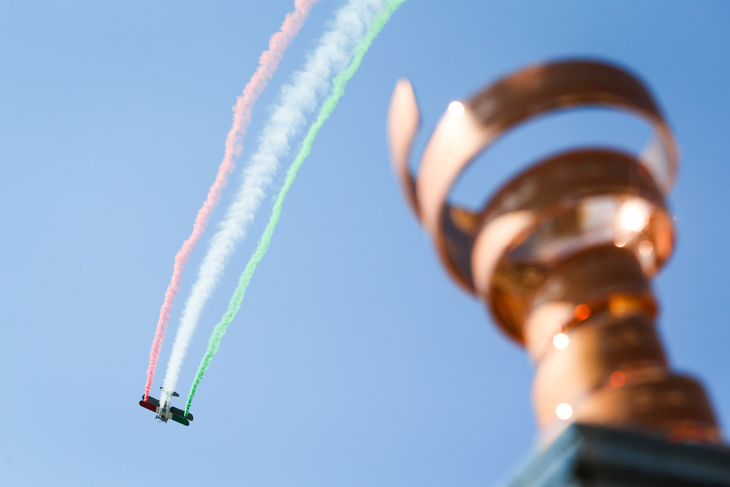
162,0,384,396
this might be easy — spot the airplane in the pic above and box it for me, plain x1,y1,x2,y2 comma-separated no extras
139,387,194,426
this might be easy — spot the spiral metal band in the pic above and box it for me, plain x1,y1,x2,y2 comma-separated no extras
387,59,720,444
388,60,677,296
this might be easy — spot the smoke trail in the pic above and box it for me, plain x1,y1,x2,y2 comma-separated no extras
143,0,320,401
185,0,407,415
162,0,384,397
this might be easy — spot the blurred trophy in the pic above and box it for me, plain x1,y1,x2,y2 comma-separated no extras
387,60,729,485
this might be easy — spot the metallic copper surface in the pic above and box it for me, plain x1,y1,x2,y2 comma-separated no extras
387,60,678,295
387,59,720,445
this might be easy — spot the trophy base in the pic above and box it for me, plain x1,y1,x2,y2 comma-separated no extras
501,423,730,487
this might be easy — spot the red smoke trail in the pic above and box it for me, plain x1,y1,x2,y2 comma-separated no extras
144,0,320,400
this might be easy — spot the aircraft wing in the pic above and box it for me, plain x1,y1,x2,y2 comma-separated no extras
170,406,194,421
170,414,190,426
139,400,158,413
143,395,160,407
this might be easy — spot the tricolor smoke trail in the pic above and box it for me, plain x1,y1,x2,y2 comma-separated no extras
162,0,384,397
185,0,408,415
143,0,320,401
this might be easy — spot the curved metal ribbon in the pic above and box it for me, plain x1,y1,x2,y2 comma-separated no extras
387,60,678,294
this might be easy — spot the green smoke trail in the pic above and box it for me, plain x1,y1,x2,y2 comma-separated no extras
185,0,407,415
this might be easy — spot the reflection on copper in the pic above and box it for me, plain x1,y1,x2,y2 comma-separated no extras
620,201,648,231
574,304,591,321
614,235,629,248
610,370,627,388
387,59,721,445
556,403,573,420
639,240,654,256
448,101,464,116
608,293,654,318
552,333,569,350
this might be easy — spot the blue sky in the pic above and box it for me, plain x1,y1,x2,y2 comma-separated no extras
1,1,728,485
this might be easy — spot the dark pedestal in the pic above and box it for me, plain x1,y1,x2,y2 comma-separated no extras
501,424,730,487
